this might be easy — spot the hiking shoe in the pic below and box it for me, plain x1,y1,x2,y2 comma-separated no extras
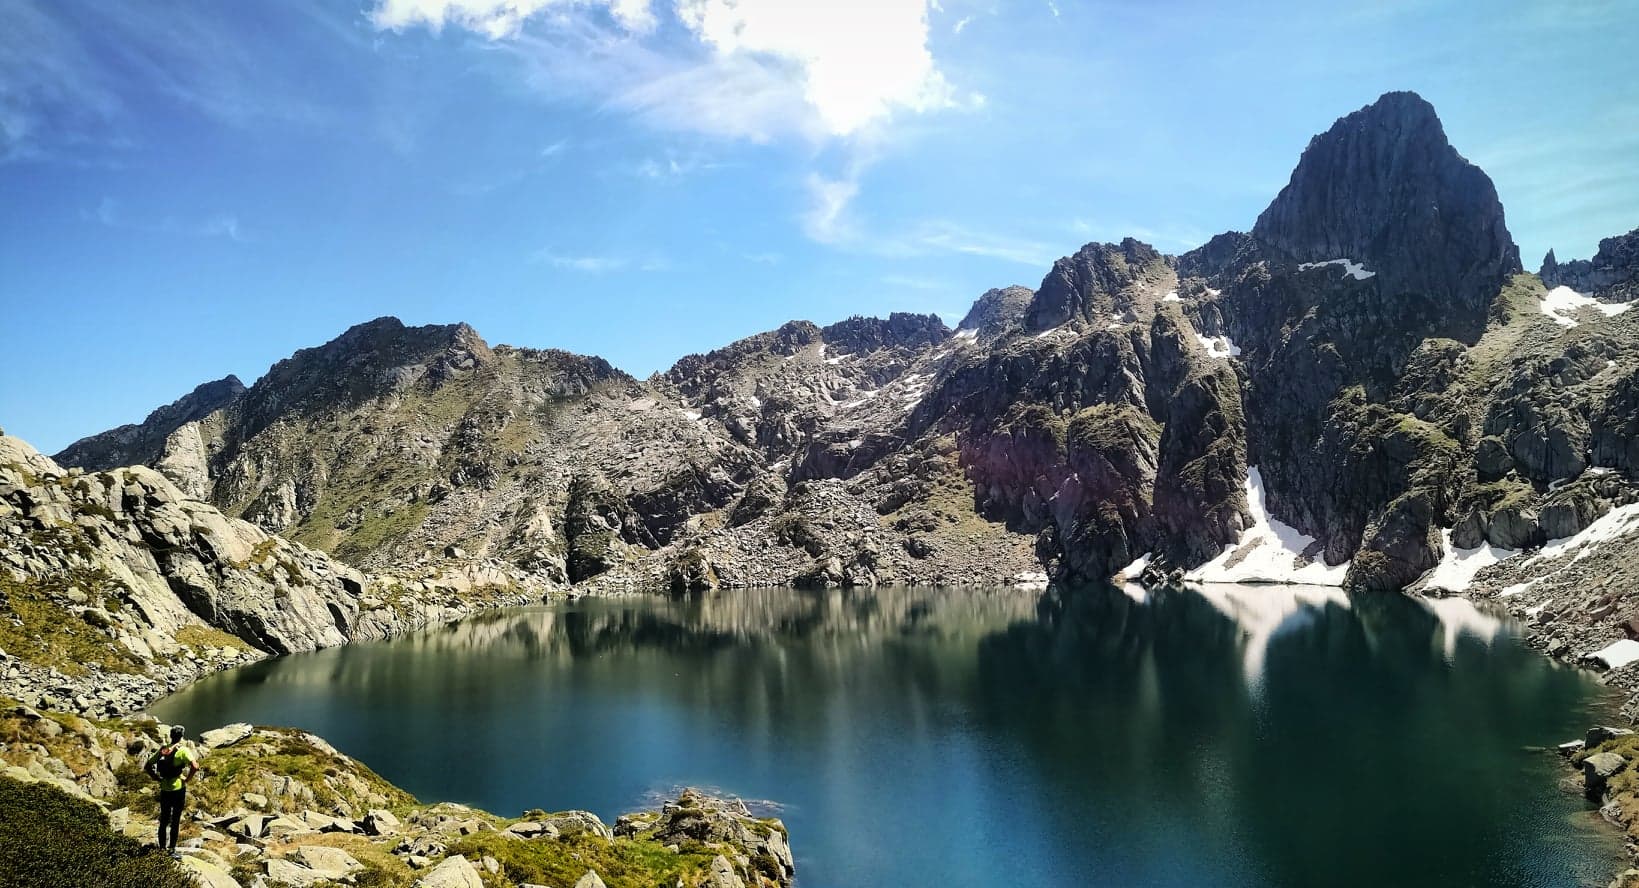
169,850,183,860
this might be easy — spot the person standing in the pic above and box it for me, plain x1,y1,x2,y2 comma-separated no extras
145,725,198,859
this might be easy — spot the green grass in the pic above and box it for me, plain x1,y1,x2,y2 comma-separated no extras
0,776,195,888
449,831,720,888
180,730,416,816
0,571,143,676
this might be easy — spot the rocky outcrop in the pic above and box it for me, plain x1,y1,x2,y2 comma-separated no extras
1542,227,1639,302
957,285,1034,342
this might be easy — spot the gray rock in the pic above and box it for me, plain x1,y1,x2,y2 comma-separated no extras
1587,726,1635,747
201,723,254,749
573,871,608,888
1584,751,1628,797
414,855,485,888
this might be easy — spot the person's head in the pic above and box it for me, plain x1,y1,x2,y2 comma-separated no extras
169,725,185,743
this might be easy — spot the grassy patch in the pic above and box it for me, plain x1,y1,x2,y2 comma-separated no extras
0,572,143,676
448,831,719,888
186,731,416,815
173,624,246,654
0,776,195,888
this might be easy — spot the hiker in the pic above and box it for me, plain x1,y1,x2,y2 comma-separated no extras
145,725,198,858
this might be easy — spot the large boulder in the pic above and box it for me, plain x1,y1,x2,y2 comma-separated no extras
415,855,484,888
1584,751,1628,798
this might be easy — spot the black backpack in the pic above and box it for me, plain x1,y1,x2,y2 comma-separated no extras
147,745,185,782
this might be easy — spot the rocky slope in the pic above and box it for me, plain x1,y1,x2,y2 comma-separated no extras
0,430,551,717
0,703,792,888
44,90,1639,608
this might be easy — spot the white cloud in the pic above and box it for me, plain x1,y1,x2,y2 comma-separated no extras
953,15,972,33
674,0,953,137
373,0,657,38
539,138,570,156
373,0,956,142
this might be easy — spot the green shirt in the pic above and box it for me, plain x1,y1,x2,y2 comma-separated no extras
155,744,194,792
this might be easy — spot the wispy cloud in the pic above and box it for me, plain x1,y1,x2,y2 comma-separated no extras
743,251,782,265
904,220,1054,267
86,197,249,242
2,1,355,165
532,249,668,272
881,274,948,290
633,149,726,179
539,138,570,157
801,174,861,244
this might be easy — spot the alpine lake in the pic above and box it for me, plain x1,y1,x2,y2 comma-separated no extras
152,584,1626,887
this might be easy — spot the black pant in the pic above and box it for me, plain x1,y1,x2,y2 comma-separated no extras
157,788,185,850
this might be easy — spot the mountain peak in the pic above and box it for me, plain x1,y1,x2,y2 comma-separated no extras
1024,238,1170,331
1252,90,1520,321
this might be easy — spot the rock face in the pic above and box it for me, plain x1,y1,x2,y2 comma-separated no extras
1253,91,1521,331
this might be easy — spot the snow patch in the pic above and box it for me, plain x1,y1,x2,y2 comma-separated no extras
680,409,703,421
747,396,762,409
1187,467,1349,585
1194,333,1242,359
1298,258,1375,280
839,389,881,409
1161,290,1181,303
953,328,978,341
1591,639,1639,671
1116,552,1152,581
1525,502,1639,568
1539,285,1632,328
1420,530,1516,593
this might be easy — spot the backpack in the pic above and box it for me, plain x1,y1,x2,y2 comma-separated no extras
147,744,185,782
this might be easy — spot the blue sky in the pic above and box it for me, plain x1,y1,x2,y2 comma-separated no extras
1,0,1635,453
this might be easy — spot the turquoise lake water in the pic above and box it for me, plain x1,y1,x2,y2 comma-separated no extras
152,585,1625,887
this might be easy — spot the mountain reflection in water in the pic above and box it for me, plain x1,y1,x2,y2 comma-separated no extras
154,585,1623,888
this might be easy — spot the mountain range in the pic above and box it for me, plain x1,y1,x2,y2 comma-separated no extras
42,91,1637,604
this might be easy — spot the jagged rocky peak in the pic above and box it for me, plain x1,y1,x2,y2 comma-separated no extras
235,316,493,433
819,312,949,354
1176,231,1256,283
1540,226,1639,301
957,286,1034,341
1024,237,1172,331
56,374,246,470
1253,90,1520,319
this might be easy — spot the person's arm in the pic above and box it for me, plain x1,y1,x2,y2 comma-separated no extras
184,748,199,782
